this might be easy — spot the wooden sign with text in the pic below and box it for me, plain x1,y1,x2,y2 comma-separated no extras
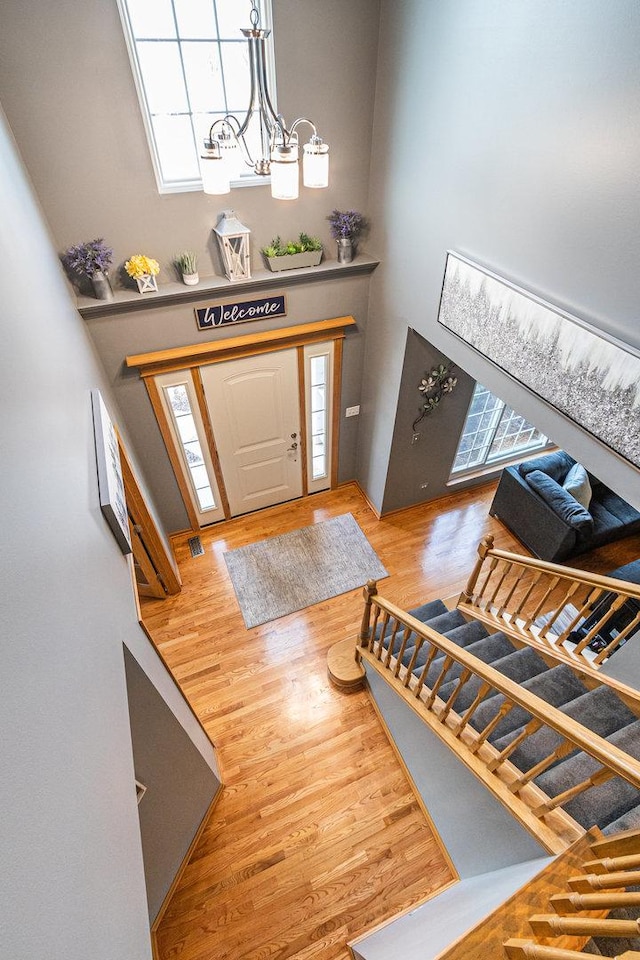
195,294,287,331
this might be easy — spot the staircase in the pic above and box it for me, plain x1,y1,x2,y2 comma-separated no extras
504,828,640,959
329,538,640,853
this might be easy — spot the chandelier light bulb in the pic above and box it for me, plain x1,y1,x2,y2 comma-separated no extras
270,143,299,200
302,138,329,189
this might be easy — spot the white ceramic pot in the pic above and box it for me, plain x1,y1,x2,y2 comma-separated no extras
182,272,200,285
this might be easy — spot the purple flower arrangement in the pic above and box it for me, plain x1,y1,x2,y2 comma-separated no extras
327,209,365,240
63,238,113,277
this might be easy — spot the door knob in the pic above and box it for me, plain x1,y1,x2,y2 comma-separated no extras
287,441,298,451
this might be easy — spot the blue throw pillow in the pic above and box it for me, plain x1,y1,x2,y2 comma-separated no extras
525,469,594,533
563,462,592,509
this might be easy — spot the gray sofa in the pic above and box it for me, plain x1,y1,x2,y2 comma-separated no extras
489,451,640,562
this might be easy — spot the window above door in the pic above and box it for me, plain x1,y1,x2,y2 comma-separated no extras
116,0,276,193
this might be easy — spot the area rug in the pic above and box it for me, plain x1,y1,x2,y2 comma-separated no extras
223,512,388,629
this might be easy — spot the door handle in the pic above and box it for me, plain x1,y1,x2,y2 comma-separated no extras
287,441,298,451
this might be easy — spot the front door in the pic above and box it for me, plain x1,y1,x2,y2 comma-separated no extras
200,349,302,517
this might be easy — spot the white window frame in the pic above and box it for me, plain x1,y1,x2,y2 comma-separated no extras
304,342,333,494
115,0,276,194
450,383,554,480
155,370,225,525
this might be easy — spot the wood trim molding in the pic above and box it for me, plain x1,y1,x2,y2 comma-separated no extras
118,437,182,595
144,377,201,532
331,336,344,489
191,367,231,520
126,316,357,378
296,346,309,497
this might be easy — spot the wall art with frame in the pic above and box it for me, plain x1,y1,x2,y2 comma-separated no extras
437,252,640,469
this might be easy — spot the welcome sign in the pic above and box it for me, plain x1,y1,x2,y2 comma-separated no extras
195,294,286,331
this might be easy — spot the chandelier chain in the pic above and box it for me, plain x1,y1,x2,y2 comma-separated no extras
250,1,260,29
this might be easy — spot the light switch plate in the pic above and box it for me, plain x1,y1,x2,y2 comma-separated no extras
345,405,360,417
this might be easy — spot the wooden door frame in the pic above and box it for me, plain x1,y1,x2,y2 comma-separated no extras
127,317,355,530
118,437,181,595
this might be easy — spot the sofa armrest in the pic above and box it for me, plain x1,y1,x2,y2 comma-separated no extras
489,466,578,562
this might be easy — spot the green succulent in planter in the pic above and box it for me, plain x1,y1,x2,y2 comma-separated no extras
174,251,198,275
261,233,323,258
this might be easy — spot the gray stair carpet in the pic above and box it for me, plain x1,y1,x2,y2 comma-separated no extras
603,802,640,834
492,686,637,774
376,598,448,653
403,628,515,684
591,905,640,956
581,941,602,955
534,720,640,829
468,664,590,741
438,645,550,714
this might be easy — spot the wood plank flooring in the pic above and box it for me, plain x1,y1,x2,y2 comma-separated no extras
141,482,640,960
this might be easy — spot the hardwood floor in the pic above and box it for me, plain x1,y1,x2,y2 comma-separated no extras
141,481,640,960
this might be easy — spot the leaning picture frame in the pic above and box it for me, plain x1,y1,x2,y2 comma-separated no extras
437,252,640,470
91,389,132,555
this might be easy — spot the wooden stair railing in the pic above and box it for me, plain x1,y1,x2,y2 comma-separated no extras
504,942,640,959
457,536,640,668
504,829,640,960
358,583,640,853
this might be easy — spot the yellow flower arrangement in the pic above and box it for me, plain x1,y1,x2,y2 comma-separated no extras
124,254,160,279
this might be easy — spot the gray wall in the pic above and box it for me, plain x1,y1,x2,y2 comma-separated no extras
124,648,220,922
88,273,371,531
381,329,477,515
0,0,380,281
360,0,640,514
0,0,381,531
0,107,217,959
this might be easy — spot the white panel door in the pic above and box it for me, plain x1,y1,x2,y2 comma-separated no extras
200,349,302,517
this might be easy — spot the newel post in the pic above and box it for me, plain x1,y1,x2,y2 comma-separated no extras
359,580,378,648
460,535,494,603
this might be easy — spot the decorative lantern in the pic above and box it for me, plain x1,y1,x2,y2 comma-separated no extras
213,210,251,282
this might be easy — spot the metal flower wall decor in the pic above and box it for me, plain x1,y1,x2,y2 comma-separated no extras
412,363,458,429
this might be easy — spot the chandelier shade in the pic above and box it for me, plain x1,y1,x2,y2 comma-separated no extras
199,1,329,200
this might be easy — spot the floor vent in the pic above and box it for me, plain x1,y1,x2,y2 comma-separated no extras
187,536,205,558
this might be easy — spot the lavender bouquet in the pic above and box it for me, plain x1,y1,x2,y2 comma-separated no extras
63,238,113,278
326,209,365,240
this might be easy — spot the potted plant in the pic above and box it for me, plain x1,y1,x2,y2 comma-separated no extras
62,238,114,300
175,251,199,286
124,254,161,294
326,209,365,263
261,233,323,272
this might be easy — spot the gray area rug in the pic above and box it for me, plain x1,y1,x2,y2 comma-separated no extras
224,512,388,629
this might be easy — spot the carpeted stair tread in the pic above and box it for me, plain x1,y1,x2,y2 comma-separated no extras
468,664,589,740
592,930,640,955
603,803,640,835
410,630,517,692
439,644,549,713
492,685,637,773
397,619,496,671
581,941,602,955
535,720,640,829
376,598,448,652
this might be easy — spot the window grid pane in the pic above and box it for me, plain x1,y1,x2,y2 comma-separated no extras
164,384,217,511
119,0,274,189
451,383,552,475
310,355,328,480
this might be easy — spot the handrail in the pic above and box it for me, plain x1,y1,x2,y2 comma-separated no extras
459,537,640,668
360,593,640,789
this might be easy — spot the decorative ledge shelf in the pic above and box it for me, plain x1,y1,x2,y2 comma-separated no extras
77,254,380,320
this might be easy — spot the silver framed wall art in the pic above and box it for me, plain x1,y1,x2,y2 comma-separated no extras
437,252,640,469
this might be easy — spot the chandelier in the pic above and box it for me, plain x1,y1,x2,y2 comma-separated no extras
199,1,329,200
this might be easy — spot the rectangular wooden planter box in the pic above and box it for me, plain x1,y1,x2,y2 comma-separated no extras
263,250,323,272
